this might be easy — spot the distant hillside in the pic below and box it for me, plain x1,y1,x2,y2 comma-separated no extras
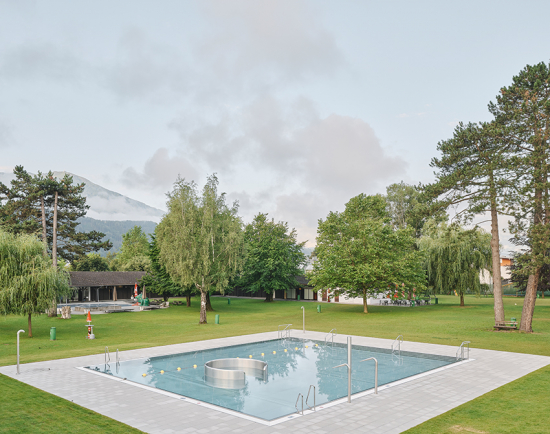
77,217,157,254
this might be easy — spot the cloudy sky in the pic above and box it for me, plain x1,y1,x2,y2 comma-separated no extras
1,0,549,247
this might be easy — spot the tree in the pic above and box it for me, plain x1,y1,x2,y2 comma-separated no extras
140,233,192,303
310,194,426,313
418,222,492,306
110,226,151,271
0,166,112,264
0,230,70,337
425,121,515,325
156,175,244,324
74,253,110,271
240,213,306,302
489,62,550,332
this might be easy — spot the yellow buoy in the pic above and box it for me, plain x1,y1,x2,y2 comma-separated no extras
295,347,298,350
160,370,164,374
315,344,318,347
284,349,287,352
193,364,197,369
306,345,309,348
177,367,181,371
273,351,276,354
261,353,264,356
142,373,146,377
249,355,252,358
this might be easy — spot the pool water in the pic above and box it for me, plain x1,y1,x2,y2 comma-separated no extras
86,338,457,421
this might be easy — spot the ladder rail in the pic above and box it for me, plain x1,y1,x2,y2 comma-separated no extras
306,385,316,411
391,335,403,357
295,393,304,415
360,357,379,394
278,324,292,339
456,341,471,360
105,346,110,365
324,328,337,346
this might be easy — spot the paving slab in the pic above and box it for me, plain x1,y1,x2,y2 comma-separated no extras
1,330,549,433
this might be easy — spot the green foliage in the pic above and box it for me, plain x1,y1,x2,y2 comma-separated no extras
240,213,306,301
0,230,70,336
74,253,110,271
156,175,244,323
310,194,426,312
418,222,491,303
110,226,151,271
0,166,112,263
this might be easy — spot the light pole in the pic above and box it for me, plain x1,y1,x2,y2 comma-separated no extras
16,329,25,374
301,306,305,333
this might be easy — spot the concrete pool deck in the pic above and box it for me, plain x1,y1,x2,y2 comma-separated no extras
1,330,549,433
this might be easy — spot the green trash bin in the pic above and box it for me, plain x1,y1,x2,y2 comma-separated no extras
434,298,438,305
215,314,220,324
297,294,300,301
317,305,321,313
411,300,416,307
50,327,56,341
228,298,231,305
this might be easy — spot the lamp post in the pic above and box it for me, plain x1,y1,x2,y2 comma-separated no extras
16,329,25,374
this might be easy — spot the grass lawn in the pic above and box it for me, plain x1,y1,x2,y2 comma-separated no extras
1,294,549,433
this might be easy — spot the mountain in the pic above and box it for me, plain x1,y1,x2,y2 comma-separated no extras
77,217,157,254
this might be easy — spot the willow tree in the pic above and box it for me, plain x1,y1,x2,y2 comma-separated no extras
418,222,491,306
0,230,70,337
156,175,243,324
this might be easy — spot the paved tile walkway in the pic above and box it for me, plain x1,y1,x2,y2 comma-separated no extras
1,330,549,433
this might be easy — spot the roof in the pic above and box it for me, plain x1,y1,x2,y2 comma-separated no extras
69,271,147,287
295,275,311,287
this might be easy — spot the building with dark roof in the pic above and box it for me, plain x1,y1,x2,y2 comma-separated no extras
69,271,146,302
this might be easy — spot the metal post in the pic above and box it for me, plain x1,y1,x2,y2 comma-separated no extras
16,330,24,374
360,357,378,394
347,336,352,402
301,306,305,333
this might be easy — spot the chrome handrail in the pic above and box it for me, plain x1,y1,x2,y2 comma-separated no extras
306,385,316,411
278,324,292,339
295,393,304,415
105,346,110,365
456,341,471,361
360,357,378,394
324,328,337,346
392,335,403,357
116,348,119,364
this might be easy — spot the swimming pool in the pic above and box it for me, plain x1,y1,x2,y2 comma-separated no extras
85,337,458,421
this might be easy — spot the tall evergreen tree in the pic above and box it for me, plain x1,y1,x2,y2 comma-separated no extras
425,121,515,325
489,62,550,332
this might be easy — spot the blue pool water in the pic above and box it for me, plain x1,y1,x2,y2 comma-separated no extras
86,338,457,421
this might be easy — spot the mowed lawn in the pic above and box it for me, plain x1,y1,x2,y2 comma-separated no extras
1,295,549,433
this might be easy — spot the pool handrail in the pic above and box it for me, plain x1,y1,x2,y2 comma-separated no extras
306,385,316,411
295,392,304,415
456,341,471,361
324,328,337,346
105,346,110,366
278,324,292,339
392,335,403,357
360,357,378,394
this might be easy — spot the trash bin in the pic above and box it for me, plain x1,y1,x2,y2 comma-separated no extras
228,298,231,305
297,295,300,301
215,314,220,324
434,298,438,305
50,327,56,341
511,317,517,324
411,300,416,307
317,305,321,313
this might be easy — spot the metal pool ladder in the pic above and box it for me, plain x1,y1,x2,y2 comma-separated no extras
392,335,403,356
360,357,378,394
306,385,316,411
324,328,337,346
456,341,471,361
278,324,292,339
295,393,304,415
105,346,110,366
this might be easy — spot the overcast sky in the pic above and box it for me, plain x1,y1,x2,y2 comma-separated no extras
1,0,549,247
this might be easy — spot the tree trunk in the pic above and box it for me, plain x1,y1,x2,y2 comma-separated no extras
199,290,207,324
52,191,58,268
41,196,47,256
460,292,464,307
520,272,539,332
163,295,168,302
362,288,368,313
186,294,191,307
28,314,32,338
265,292,274,302
489,178,505,323
205,292,214,311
